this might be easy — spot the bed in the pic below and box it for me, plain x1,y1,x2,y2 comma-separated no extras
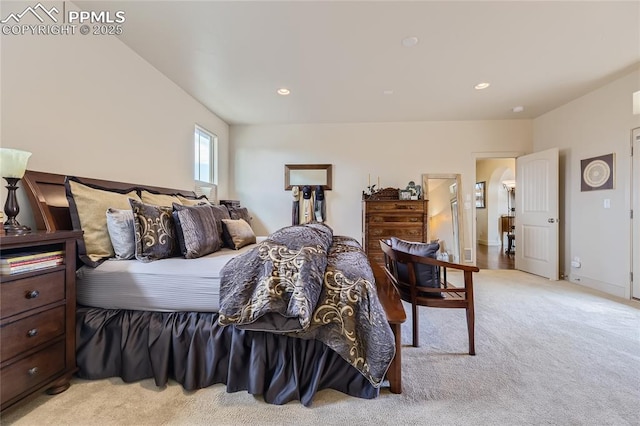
22,170,405,406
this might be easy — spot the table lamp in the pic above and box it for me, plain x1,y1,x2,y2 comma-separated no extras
0,148,32,234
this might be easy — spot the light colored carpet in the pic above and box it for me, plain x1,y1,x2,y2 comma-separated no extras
3,270,639,425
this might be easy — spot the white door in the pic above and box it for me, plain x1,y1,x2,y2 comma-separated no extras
633,128,640,300
515,148,559,280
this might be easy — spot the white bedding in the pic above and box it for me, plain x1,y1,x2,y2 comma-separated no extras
76,237,266,312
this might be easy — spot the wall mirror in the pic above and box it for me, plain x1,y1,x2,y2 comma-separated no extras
285,164,332,190
422,173,464,264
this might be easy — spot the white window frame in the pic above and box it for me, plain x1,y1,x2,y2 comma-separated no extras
194,125,218,184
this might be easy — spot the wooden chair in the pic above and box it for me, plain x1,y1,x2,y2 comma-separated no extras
379,239,480,355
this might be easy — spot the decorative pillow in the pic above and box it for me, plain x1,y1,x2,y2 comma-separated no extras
390,237,442,298
228,206,252,225
129,199,179,262
105,208,136,260
209,204,231,245
177,194,211,206
172,204,222,259
140,190,182,207
221,218,256,250
66,178,140,267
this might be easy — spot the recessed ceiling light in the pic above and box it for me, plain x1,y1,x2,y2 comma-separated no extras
276,88,290,96
512,106,524,113
474,82,490,90
401,36,419,47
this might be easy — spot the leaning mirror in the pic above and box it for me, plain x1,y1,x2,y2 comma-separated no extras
285,164,332,190
422,173,464,264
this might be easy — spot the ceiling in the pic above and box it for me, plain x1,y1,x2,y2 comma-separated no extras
77,1,640,125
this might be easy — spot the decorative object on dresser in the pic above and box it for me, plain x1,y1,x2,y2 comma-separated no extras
0,148,32,235
0,230,81,412
363,186,401,201
362,198,428,270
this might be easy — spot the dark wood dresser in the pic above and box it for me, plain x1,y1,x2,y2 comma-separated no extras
0,230,81,412
362,199,428,269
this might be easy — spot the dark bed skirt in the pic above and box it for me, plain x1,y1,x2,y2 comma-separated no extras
75,307,379,406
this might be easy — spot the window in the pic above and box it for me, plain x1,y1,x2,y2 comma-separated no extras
194,125,217,184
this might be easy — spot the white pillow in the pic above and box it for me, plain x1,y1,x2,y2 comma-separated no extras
106,208,136,260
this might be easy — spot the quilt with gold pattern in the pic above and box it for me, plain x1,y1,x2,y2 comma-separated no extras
218,223,395,387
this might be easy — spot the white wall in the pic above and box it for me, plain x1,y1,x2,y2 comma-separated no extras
534,69,640,298
1,24,229,229
230,120,532,257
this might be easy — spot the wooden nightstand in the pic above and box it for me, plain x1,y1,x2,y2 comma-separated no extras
0,230,81,412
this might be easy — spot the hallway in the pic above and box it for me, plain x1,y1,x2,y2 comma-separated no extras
476,244,515,270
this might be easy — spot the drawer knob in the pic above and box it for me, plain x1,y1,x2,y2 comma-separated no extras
27,367,39,376
27,328,39,337
26,290,40,299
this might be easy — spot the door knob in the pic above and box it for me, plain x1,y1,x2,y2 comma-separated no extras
548,218,555,223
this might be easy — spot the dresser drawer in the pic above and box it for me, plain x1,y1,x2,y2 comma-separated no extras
368,214,423,224
1,340,65,404
0,271,65,319
367,226,423,239
1,307,65,361
366,201,425,212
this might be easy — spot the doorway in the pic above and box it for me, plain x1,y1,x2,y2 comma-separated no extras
475,157,516,270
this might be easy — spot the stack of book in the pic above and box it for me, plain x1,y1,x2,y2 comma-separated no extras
0,250,64,275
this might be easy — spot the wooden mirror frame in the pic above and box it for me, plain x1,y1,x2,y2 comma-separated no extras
284,164,333,190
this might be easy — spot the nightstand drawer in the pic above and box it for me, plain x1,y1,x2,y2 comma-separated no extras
0,271,65,318
0,340,65,404
1,307,65,361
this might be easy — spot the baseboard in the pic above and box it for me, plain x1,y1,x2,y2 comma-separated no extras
568,274,628,299
478,239,500,247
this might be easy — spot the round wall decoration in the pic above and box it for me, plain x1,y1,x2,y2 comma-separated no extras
580,153,614,191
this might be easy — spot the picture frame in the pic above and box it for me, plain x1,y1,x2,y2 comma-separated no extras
580,153,614,191
399,189,412,200
475,181,486,208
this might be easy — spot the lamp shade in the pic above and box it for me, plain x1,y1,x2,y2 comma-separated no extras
0,148,32,178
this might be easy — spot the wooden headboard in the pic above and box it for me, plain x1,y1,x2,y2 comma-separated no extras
23,170,197,232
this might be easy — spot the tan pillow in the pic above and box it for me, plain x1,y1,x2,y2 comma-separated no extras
177,195,211,206
140,190,182,207
221,218,256,250
68,180,140,266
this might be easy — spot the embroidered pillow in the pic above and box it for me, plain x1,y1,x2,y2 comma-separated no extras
106,208,136,260
130,199,179,262
221,218,256,250
390,237,442,298
66,177,140,267
172,204,222,259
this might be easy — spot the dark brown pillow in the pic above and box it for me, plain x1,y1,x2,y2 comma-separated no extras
209,204,231,245
172,204,222,258
228,206,252,225
130,199,179,262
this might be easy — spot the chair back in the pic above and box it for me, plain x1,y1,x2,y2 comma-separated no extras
380,239,445,303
